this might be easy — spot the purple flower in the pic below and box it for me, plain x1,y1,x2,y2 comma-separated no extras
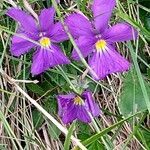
57,91,100,124
66,0,138,80
7,7,70,75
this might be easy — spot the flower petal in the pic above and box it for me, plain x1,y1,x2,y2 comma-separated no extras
89,45,130,80
62,102,77,124
31,44,70,75
57,94,75,117
50,22,68,43
92,0,116,32
77,106,91,123
65,13,94,38
11,34,36,56
50,44,70,66
82,91,100,117
39,7,55,31
7,8,37,34
104,23,138,42
57,94,75,101
31,48,47,75
72,36,96,60
57,94,75,110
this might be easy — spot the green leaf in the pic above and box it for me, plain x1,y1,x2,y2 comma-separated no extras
47,122,61,139
64,122,75,150
77,122,92,141
32,98,57,129
136,127,150,149
119,69,148,117
82,111,143,147
32,109,44,129
139,4,150,31
43,97,57,114
147,68,150,78
88,141,104,150
139,0,150,9
26,83,45,96
145,16,150,31
0,144,7,150
127,42,150,113
117,11,150,39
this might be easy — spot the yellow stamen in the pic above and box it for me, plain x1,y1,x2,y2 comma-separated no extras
74,96,84,105
95,40,106,51
39,37,51,47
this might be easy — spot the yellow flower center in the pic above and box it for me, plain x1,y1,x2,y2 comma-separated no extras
74,96,84,105
95,40,106,51
39,37,51,47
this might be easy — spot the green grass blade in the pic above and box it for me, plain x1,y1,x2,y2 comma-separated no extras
0,110,23,150
127,42,150,113
64,122,76,150
82,111,144,146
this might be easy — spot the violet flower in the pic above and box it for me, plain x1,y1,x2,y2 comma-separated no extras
57,91,100,124
7,7,70,75
66,0,137,80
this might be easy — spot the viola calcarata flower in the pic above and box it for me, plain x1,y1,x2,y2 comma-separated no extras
57,91,100,124
7,7,70,75
66,0,137,80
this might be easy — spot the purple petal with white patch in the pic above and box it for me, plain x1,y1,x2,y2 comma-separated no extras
31,45,70,75
89,45,130,80
31,48,49,75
